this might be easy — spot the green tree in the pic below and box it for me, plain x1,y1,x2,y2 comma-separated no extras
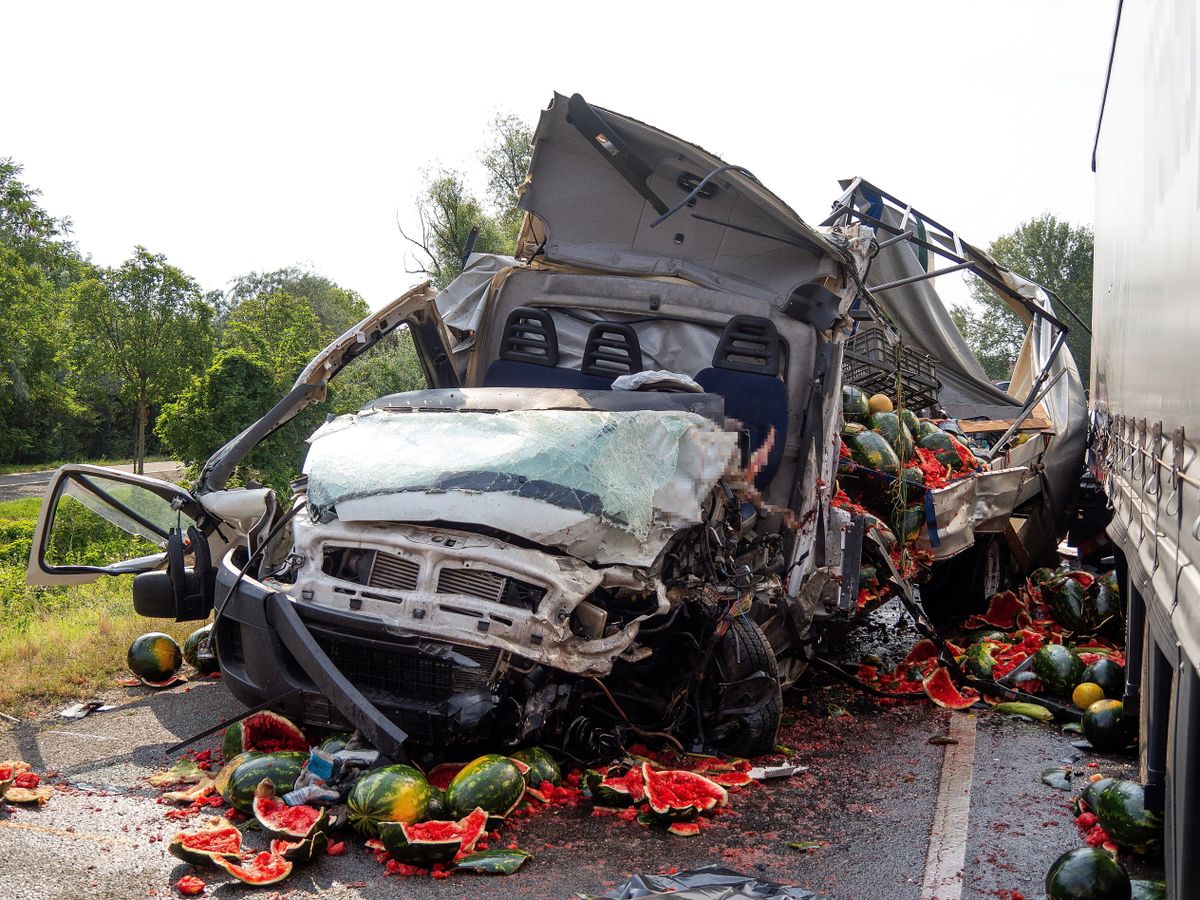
480,113,534,243
220,290,327,384
223,267,368,336
155,349,292,491
66,248,213,473
952,214,1093,382
401,170,511,289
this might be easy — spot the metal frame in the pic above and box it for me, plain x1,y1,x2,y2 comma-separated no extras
824,178,1074,458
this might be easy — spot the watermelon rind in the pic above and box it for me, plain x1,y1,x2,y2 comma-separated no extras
510,747,561,788
212,850,293,886
1097,780,1164,855
253,778,329,840
222,710,307,760
445,754,526,825
347,764,431,837
219,751,307,815
1045,847,1130,900
168,817,243,866
922,667,980,710
453,848,533,875
270,833,329,865
1129,879,1167,900
963,642,1000,679
1031,644,1086,696
1044,577,1091,632
379,806,488,865
584,765,644,808
1081,777,1117,814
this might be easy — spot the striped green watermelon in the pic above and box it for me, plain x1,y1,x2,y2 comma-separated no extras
1083,699,1130,751
219,751,307,814
585,764,645,807
445,754,526,826
844,430,900,475
1045,847,1131,900
899,409,921,435
511,747,561,788
127,632,182,687
347,765,431,837
897,505,926,542
842,384,871,422
869,411,914,459
1032,644,1086,696
182,625,219,676
1097,780,1163,855
1044,577,1090,631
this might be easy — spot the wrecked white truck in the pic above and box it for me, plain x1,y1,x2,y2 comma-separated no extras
26,94,1086,761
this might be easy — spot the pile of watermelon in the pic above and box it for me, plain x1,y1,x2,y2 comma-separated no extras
855,567,1129,724
1041,776,1165,899
836,385,990,612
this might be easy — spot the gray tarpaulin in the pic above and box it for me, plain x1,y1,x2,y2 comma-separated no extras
587,865,815,900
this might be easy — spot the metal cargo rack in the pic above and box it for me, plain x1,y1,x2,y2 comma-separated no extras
843,327,941,412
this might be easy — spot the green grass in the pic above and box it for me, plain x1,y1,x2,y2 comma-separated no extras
0,455,169,477
0,496,194,714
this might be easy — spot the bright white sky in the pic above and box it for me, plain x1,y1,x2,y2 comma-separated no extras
5,1,1114,311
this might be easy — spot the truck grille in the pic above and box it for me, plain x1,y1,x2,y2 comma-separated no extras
310,627,500,704
368,551,420,591
437,567,505,601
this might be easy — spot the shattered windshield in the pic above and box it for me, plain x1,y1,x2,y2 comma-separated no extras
304,409,735,540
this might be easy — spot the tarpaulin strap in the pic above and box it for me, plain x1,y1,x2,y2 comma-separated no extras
924,491,940,548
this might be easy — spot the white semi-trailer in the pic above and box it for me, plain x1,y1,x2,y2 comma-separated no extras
1090,0,1200,893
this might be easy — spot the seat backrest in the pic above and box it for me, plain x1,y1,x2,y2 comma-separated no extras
694,316,788,488
582,322,643,379
484,307,615,390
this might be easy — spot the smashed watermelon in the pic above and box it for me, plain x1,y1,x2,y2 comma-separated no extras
585,765,646,807
962,590,1024,630
222,710,307,759
253,778,327,840
641,763,728,823
213,850,293,885
270,833,329,865
168,817,243,866
378,806,488,865
922,667,980,710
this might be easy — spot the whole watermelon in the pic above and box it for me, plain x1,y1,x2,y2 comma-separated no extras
182,625,219,676
1032,644,1086,696
127,632,182,686
219,751,307,814
1045,847,1131,900
1082,659,1125,699
868,411,914,459
347,765,431,837
445,754,526,824
1088,578,1124,637
1083,699,1130,751
844,430,900,475
842,384,871,422
1097,780,1163,855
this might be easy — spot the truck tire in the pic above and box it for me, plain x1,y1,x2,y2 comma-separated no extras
699,616,782,757
920,534,1012,624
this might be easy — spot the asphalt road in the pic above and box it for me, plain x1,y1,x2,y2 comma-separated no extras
0,671,1161,900
0,461,185,503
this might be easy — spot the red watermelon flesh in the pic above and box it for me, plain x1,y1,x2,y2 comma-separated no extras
380,807,488,865
238,712,307,754
709,771,754,788
253,778,327,840
426,762,467,791
403,807,488,852
902,639,939,666
642,763,728,817
962,590,1023,630
668,822,702,836
922,667,980,710
213,850,293,885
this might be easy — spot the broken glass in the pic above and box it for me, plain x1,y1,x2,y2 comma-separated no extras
304,409,735,541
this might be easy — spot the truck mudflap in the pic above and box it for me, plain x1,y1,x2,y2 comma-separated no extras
264,591,410,761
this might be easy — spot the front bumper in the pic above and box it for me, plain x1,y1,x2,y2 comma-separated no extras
213,550,503,757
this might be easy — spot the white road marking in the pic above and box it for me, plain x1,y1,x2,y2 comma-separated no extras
45,730,122,742
920,713,977,900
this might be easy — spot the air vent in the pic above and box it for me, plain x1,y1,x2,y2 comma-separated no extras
368,552,420,592
438,567,505,602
